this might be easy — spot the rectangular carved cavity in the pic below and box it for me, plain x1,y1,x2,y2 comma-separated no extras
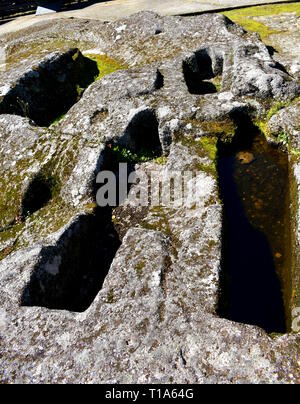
21,111,163,312
217,116,291,334
21,209,121,312
183,48,223,95
0,49,98,127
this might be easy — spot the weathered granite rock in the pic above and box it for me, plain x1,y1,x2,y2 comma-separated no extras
0,115,49,230
267,99,300,150
253,12,300,81
265,99,300,320
231,40,299,100
0,11,299,384
0,49,98,126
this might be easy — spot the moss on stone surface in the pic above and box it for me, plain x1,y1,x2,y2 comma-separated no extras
111,145,159,163
0,198,80,257
255,98,300,146
222,3,300,40
176,120,234,177
141,207,173,237
154,156,168,165
131,35,183,66
106,289,115,304
0,128,84,260
180,136,216,160
0,136,50,232
6,39,90,68
225,3,300,19
201,119,236,142
212,76,222,92
135,260,145,278
191,140,216,176
85,54,128,81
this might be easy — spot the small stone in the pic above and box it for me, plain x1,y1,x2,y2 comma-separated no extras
237,152,255,165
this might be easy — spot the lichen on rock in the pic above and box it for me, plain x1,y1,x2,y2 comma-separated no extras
0,10,299,384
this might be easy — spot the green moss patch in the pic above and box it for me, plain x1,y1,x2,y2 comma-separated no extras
0,129,83,260
181,136,217,160
111,145,160,163
142,207,173,237
175,118,236,176
85,54,128,81
201,119,236,142
6,39,87,68
135,260,146,278
222,3,300,40
255,98,300,146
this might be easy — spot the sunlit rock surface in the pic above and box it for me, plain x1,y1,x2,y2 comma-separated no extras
0,11,299,384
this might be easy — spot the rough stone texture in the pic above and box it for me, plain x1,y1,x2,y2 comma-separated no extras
255,12,300,80
0,48,98,126
267,99,300,149
231,39,299,100
266,99,300,318
0,0,294,37
0,115,48,230
0,12,299,384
